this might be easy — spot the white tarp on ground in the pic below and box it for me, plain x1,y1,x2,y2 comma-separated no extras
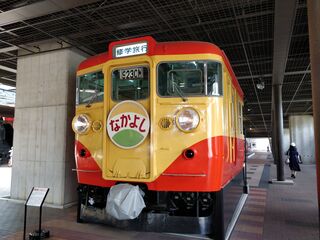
106,183,146,220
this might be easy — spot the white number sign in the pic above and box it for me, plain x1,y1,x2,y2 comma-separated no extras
120,68,143,80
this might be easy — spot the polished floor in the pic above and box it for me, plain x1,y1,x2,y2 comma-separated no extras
0,152,318,240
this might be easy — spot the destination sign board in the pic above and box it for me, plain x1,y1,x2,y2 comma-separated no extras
114,42,148,58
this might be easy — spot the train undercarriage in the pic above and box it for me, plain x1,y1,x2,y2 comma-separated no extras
77,168,248,240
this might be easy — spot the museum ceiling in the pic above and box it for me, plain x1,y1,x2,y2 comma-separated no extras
0,0,310,137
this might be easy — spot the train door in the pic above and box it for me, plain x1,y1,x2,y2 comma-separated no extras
231,87,237,163
227,75,236,163
102,57,152,181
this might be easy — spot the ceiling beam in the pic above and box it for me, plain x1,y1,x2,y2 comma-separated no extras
0,0,101,27
0,77,16,86
284,70,311,76
271,0,296,151
245,111,312,117
220,38,273,49
237,70,311,80
247,99,312,105
0,27,18,37
0,65,16,73
0,46,18,53
272,0,296,85
232,59,272,68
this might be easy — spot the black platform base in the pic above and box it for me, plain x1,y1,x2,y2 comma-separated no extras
81,209,214,235
28,229,50,240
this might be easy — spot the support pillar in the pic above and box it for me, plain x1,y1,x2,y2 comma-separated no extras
271,110,278,163
273,84,285,181
307,0,320,226
11,42,87,206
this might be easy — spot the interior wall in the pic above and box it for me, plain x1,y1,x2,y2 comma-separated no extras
289,115,315,164
283,128,290,152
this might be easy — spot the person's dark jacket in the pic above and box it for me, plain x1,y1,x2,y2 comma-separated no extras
286,146,301,171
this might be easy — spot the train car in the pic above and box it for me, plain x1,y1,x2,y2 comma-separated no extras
0,117,13,165
72,36,248,239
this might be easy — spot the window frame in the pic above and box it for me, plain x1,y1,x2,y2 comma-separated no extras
238,101,243,134
167,68,204,96
111,65,150,102
76,70,104,105
156,60,223,98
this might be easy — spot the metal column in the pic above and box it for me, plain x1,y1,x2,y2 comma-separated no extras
271,110,278,164
271,0,296,174
307,0,320,226
273,84,285,181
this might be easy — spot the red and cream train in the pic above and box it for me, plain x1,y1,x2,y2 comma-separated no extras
72,36,247,239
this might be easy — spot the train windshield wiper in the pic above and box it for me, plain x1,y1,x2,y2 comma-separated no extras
86,90,99,107
172,82,187,102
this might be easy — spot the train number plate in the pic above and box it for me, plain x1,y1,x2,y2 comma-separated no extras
120,68,143,80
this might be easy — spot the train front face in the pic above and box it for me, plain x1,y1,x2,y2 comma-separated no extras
103,56,226,193
73,38,244,194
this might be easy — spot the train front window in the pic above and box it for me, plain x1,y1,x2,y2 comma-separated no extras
77,71,104,105
157,61,222,97
112,66,149,101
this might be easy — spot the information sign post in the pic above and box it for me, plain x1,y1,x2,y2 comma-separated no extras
23,187,50,240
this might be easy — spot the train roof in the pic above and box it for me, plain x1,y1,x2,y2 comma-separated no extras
78,41,221,71
78,52,109,71
77,37,243,99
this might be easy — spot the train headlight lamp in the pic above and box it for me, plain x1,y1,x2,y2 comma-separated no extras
72,114,91,134
176,108,200,132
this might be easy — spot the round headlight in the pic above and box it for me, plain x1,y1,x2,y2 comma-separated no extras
176,108,200,132
72,114,91,134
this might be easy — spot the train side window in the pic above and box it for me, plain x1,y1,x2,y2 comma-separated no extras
238,102,243,134
207,62,222,96
77,71,104,105
231,93,235,130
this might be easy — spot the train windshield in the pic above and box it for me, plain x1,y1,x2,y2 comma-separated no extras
77,71,104,105
112,66,149,101
157,61,222,97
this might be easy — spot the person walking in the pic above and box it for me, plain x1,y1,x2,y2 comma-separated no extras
286,142,301,178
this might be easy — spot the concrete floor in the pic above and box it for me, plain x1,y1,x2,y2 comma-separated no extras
0,153,318,240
